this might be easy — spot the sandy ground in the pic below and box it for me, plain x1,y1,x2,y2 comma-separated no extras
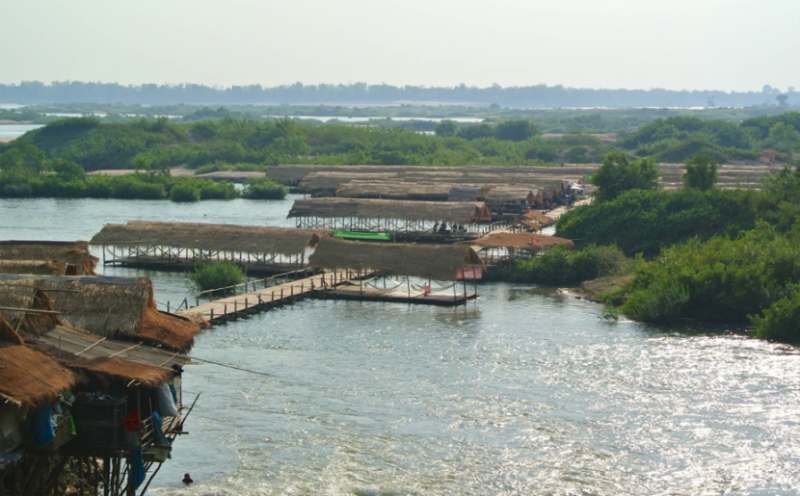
88,167,195,177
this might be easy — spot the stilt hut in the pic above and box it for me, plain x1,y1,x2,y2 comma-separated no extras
0,284,196,496
509,211,556,233
91,221,327,275
288,198,495,235
0,260,73,276
335,181,453,201
309,238,484,306
0,275,201,353
0,241,97,275
467,232,574,266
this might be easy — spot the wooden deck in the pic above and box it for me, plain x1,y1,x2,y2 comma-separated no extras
178,270,351,324
313,285,476,306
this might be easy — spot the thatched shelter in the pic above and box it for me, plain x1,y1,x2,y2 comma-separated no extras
470,232,574,252
510,211,556,232
30,325,190,387
288,198,493,232
92,221,328,273
0,314,76,408
483,186,541,204
0,275,201,352
92,221,325,256
0,241,97,275
309,238,483,280
0,260,72,276
336,181,453,201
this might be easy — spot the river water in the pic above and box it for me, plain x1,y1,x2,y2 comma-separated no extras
2,197,800,495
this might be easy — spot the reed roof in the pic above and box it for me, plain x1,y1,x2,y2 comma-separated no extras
91,221,326,256
519,211,556,226
0,275,201,352
0,260,70,276
288,198,492,224
31,325,190,387
335,181,453,201
0,241,97,275
309,238,482,280
469,232,575,252
483,187,539,203
0,338,76,408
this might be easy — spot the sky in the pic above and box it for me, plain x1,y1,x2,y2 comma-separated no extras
2,0,799,92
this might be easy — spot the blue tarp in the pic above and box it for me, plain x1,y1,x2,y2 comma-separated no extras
130,445,146,490
31,404,54,449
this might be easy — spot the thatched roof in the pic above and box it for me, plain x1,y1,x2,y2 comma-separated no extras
0,275,201,352
299,172,399,193
0,336,76,408
469,232,575,252
91,221,326,256
0,284,60,336
30,325,190,387
518,211,556,226
0,260,71,276
288,198,492,224
336,181,453,201
0,241,97,275
483,187,539,203
309,238,483,280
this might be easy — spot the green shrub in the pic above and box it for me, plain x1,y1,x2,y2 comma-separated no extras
511,245,630,285
170,183,200,202
189,261,245,293
242,177,288,200
750,290,800,343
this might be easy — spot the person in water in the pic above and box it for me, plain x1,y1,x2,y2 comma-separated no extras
183,473,194,485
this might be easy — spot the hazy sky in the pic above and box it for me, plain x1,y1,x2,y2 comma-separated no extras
2,0,799,92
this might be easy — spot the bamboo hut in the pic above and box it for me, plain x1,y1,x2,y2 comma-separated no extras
510,211,556,232
309,238,483,305
0,241,97,275
91,221,327,274
467,232,574,265
0,275,201,352
288,198,494,233
0,341,76,409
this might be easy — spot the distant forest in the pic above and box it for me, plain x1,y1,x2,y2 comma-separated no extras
0,81,797,108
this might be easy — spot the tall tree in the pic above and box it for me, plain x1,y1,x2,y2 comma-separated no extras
591,152,660,202
682,154,718,191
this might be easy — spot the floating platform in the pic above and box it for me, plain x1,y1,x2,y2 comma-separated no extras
312,285,477,306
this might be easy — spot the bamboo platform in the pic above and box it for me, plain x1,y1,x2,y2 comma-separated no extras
312,285,477,306
177,269,354,324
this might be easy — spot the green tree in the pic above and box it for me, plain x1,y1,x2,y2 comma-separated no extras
682,154,718,191
764,122,800,153
590,152,660,202
434,120,457,137
494,119,538,141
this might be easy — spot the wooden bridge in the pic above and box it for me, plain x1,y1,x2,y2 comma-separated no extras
176,269,358,324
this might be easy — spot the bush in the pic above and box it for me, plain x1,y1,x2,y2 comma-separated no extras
170,183,201,202
750,290,800,343
189,261,245,293
511,245,630,285
242,177,288,200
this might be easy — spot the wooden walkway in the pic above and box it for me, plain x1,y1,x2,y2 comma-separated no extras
314,285,476,306
178,269,351,324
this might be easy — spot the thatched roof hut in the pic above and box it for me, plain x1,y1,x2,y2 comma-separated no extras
468,232,574,252
288,198,492,224
518,211,556,227
0,314,76,408
299,172,399,193
335,181,453,201
0,275,201,352
0,241,97,275
91,221,326,256
483,187,540,204
0,260,72,276
309,238,483,280
31,325,190,387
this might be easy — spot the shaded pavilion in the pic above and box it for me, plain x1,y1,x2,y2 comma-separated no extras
91,221,327,275
288,198,494,234
466,232,575,265
308,238,484,306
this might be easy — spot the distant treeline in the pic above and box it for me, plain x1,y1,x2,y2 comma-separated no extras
1,81,797,108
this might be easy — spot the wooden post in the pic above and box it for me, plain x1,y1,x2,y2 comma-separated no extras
211,308,214,321
167,301,170,313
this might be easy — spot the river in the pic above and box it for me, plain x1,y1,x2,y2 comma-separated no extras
2,197,800,495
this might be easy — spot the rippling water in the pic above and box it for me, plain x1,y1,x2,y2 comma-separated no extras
2,197,800,495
